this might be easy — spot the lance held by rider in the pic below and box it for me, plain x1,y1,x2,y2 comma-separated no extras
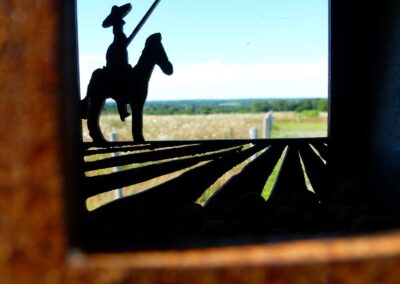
104,1,163,121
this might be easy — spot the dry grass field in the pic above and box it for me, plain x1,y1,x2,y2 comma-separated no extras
81,112,327,142
82,112,327,211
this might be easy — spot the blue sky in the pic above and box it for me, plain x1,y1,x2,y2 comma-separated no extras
77,0,328,100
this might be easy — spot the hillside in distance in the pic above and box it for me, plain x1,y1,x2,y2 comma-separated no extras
102,98,328,115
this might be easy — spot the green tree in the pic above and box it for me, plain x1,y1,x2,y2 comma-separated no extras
316,99,328,112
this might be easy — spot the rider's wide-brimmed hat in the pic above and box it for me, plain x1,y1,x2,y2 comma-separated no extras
102,3,132,28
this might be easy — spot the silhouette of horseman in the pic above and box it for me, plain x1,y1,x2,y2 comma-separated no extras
102,3,133,121
80,3,139,123
81,1,173,143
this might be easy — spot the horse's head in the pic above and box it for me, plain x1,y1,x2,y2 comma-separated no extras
144,33,173,75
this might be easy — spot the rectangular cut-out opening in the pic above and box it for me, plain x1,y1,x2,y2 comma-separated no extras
68,0,397,253
72,0,333,252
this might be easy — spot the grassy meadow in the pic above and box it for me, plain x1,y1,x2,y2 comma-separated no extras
81,112,327,142
83,112,327,211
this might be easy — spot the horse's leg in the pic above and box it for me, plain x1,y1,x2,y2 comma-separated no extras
130,102,145,143
85,68,108,143
80,96,89,119
116,100,130,121
87,97,106,143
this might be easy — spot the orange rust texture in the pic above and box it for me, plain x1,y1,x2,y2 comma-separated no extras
67,256,400,284
64,233,400,283
0,1,66,283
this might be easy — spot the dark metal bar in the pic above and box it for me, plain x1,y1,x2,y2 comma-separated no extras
298,144,328,202
269,145,308,198
82,137,328,150
84,143,200,157
204,144,285,212
84,143,250,172
91,144,266,215
311,142,328,161
84,146,244,197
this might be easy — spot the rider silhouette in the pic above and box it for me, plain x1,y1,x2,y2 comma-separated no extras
102,3,135,121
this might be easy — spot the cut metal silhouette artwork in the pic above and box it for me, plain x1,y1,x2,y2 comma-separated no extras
81,1,173,143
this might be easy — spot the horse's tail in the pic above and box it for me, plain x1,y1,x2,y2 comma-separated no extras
80,96,89,119
80,68,105,119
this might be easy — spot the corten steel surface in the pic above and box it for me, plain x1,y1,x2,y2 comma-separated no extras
66,233,400,283
1,0,400,283
0,1,68,283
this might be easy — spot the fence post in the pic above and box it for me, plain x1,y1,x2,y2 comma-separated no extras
249,127,259,161
264,111,274,139
249,127,258,140
111,132,123,200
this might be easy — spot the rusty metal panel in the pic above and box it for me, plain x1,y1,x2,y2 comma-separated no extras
1,0,400,283
65,233,400,283
0,0,69,283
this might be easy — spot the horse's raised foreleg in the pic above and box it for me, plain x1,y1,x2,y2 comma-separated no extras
87,97,106,143
130,102,145,143
116,99,130,121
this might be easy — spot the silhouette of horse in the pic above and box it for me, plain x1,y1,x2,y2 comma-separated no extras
81,33,173,143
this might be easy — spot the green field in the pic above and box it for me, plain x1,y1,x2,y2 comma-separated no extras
83,112,327,211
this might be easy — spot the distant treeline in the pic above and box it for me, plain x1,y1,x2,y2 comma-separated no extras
102,98,328,115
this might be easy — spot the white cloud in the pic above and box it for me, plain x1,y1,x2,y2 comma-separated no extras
154,61,327,85
78,54,328,100
150,61,328,100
